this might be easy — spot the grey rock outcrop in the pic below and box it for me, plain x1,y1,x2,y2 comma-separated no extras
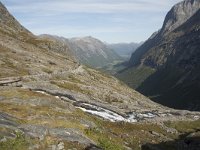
19,125,94,145
161,0,200,35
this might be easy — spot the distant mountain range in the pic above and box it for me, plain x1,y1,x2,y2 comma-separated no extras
117,0,200,111
107,42,143,59
40,35,123,68
39,34,141,69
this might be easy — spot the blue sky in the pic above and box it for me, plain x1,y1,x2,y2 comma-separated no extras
1,0,181,43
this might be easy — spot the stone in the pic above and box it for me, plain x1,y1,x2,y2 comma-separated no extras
85,144,102,150
57,142,64,150
0,137,7,142
19,125,48,138
51,145,57,150
149,131,160,136
0,96,5,101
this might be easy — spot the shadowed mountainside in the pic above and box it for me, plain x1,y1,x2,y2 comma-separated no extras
117,0,200,111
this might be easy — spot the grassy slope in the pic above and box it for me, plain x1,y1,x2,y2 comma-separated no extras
116,66,155,89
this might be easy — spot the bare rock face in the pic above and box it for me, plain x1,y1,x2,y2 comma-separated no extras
129,0,200,66
161,0,200,35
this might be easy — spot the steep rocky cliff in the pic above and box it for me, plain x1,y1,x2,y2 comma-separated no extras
138,9,200,110
118,0,200,110
129,0,200,67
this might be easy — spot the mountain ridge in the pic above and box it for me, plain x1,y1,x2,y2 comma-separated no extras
129,0,200,67
0,1,33,40
40,34,122,68
118,0,200,111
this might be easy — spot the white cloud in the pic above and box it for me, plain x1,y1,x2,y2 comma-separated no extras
5,0,181,15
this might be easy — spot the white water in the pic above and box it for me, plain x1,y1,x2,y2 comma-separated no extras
34,90,156,123
77,103,138,122
137,112,156,118
77,103,159,122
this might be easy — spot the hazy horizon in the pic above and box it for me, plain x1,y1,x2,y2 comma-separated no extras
2,0,181,43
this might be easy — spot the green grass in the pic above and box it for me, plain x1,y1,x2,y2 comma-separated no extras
98,61,126,75
98,137,124,150
84,118,175,150
0,132,29,150
116,66,155,89
68,75,84,84
0,45,29,78
164,120,200,133
51,80,91,94
42,67,53,74
85,127,125,150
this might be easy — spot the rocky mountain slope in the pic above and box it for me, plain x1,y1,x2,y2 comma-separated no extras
68,36,122,68
129,0,200,67
107,42,143,59
0,1,200,150
40,35,122,68
118,0,200,111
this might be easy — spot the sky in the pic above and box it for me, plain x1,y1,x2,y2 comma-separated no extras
1,0,181,43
